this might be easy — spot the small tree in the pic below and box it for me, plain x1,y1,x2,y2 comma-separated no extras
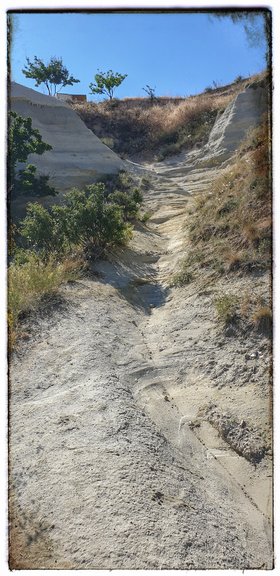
89,70,127,100
22,56,80,96
142,84,157,102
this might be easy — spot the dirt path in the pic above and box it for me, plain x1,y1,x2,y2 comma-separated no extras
9,151,272,569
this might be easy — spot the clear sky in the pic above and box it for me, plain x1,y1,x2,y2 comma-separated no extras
9,10,268,100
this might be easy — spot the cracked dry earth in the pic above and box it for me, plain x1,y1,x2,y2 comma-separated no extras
9,155,273,569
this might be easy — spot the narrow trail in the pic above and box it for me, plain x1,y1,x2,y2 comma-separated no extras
10,157,272,569
10,83,272,569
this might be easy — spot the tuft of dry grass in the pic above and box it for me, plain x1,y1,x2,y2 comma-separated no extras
252,306,272,335
211,291,272,335
8,253,82,349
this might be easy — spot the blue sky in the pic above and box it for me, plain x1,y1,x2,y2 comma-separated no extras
10,11,268,99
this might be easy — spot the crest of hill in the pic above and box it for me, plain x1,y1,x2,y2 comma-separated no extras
73,72,266,162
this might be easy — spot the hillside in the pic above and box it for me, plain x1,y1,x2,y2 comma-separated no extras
73,74,262,161
9,73,272,569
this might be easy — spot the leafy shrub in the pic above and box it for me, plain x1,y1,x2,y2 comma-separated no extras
22,55,80,96
8,111,57,198
20,183,133,257
89,69,127,100
95,171,143,220
20,202,58,254
108,189,143,220
98,170,135,194
139,210,152,223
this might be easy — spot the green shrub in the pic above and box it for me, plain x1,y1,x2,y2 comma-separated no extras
20,202,58,254
8,111,56,198
19,183,133,257
139,210,152,223
108,188,143,220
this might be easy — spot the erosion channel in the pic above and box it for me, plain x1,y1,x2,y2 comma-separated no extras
9,82,272,569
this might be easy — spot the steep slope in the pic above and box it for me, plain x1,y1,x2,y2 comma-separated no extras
10,82,125,191
9,79,272,569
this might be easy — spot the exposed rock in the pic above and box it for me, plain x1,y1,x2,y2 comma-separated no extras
10,82,125,192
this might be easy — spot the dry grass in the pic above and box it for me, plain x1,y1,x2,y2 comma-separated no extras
8,253,82,348
173,111,272,335
210,290,271,335
178,117,271,280
252,305,272,334
73,75,260,160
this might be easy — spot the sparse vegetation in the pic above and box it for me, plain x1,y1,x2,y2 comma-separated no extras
73,76,252,160
140,176,152,190
142,84,157,102
8,252,81,349
171,269,193,287
139,210,152,224
252,305,272,335
172,110,271,335
174,117,271,280
9,172,142,346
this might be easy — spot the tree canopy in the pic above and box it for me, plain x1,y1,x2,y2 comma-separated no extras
8,111,56,197
22,56,80,96
9,112,52,175
212,11,270,64
89,70,127,100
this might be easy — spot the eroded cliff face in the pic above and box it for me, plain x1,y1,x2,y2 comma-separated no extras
10,82,125,191
154,79,269,175
205,81,268,158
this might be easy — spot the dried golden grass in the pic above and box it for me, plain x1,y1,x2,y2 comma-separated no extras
8,253,82,349
73,75,260,160
174,116,271,290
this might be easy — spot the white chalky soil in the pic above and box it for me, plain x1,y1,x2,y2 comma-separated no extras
9,82,272,569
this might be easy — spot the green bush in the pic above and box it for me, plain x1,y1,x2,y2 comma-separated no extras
19,182,133,257
140,176,151,190
108,188,143,220
20,202,58,254
139,210,152,223
89,69,127,100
